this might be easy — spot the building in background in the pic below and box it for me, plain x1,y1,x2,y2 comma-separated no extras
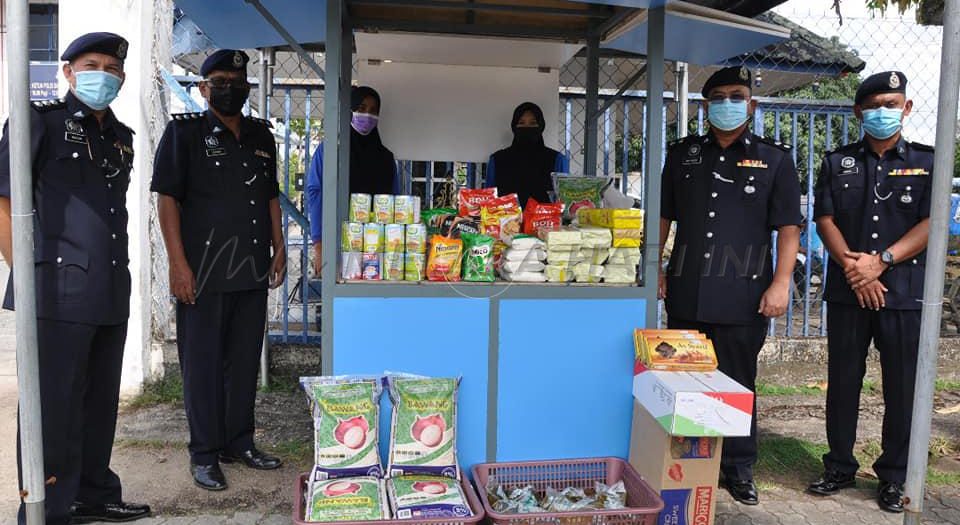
0,0,60,117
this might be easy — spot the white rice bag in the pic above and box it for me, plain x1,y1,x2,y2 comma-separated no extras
388,476,472,520
387,376,461,479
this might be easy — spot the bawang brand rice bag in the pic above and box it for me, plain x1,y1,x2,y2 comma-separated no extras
306,475,390,522
387,376,461,479
300,376,383,479
388,476,472,520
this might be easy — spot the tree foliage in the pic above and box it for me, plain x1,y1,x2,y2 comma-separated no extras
864,0,923,14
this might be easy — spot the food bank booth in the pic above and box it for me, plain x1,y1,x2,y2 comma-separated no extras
175,0,789,472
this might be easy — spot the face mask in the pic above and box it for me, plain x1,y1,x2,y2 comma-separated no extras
708,99,750,131
351,112,379,135
514,127,541,145
861,107,903,140
208,86,249,117
71,70,122,111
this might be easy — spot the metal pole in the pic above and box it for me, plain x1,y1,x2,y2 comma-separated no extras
258,48,270,389
642,6,665,329
677,62,689,139
903,1,960,522
583,30,600,176
244,0,325,80
6,0,45,522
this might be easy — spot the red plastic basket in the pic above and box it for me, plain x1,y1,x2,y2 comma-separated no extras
293,473,486,525
472,457,664,525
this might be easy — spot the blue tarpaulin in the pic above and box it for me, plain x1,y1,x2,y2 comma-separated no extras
175,0,326,50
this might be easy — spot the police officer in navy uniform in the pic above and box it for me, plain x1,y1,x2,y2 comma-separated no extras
808,72,931,514
0,33,151,524
152,49,286,491
658,66,802,505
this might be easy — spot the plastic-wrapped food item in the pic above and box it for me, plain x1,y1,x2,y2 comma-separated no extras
458,187,497,218
578,226,613,249
509,235,545,250
461,233,495,283
573,262,604,283
499,270,547,282
439,215,482,239
340,252,362,281
426,236,463,282
363,224,384,254
553,176,611,221
394,196,417,225
523,198,564,236
385,224,405,253
306,475,390,522
300,376,383,479
485,482,544,514
501,259,546,274
545,229,582,249
594,481,627,509
504,248,546,263
608,247,642,266
578,208,643,229
423,208,457,236
480,194,522,242
545,264,574,282
404,253,425,282
388,476,473,520
546,248,584,267
580,247,609,265
362,254,382,280
612,227,643,248
634,329,718,371
603,265,636,284
349,193,372,223
341,222,364,252
373,194,395,224
413,197,422,224
405,224,427,254
387,376,461,478
541,486,594,512
384,252,404,281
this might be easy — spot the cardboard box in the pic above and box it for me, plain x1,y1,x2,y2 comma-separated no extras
633,364,753,437
630,401,722,525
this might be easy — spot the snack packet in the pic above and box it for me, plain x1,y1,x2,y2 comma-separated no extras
523,198,564,236
426,236,463,282
461,233,495,283
480,194,522,242
553,176,610,221
423,208,457,236
349,193,372,223
300,376,383,479
374,194,395,224
387,376,460,478
306,475,390,522
458,187,497,218
388,476,472,520
439,215,481,239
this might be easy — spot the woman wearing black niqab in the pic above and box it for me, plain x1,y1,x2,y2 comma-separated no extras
306,86,397,271
485,102,568,206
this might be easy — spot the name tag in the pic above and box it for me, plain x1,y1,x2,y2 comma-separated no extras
254,149,272,159
736,159,768,169
889,168,929,176
64,132,86,144
206,148,227,157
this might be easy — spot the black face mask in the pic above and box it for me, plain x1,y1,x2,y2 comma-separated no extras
208,86,249,117
514,127,541,145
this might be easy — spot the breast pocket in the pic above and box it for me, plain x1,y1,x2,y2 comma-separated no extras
740,170,771,205
833,174,865,211
890,179,924,213
45,145,89,187
37,242,90,304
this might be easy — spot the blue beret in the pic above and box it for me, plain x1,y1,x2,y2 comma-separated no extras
702,66,752,98
60,32,128,62
201,49,250,77
855,71,907,105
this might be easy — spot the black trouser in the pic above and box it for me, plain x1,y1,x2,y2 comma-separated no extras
177,289,267,465
18,320,127,525
668,317,767,481
824,302,920,484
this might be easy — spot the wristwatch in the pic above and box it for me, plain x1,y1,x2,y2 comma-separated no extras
881,250,896,265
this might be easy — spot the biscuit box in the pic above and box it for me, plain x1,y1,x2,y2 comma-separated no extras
629,401,722,525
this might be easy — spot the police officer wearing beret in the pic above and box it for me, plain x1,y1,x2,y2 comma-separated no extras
808,71,931,513
0,32,151,524
152,49,286,491
658,66,802,505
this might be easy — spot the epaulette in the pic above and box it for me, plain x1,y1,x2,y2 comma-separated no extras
909,141,934,152
171,112,204,121
757,136,792,152
31,98,66,113
245,115,273,129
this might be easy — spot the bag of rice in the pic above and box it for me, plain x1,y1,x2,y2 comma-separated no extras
388,476,473,520
306,475,390,522
387,376,460,479
426,236,463,282
300,377,383,479
461,233,495,283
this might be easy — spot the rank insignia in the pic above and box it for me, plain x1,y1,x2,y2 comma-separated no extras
736,159,768,169
888,168,929,176
204,135,220,148
254,149,272,159
113,141,134,155
900,193,913,204
841,157,855,169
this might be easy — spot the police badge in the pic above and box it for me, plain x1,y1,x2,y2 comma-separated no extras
233,51,244,68
204,135,220,148
841,157,855,169
889,72,900,89
739,67,749,80
117,41,128,60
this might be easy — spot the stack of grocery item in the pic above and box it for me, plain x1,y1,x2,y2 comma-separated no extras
543,229,582,282
630,329,752,525
300,375,474,523
498,236,547,282
341,194,426,281
574,225,612,283
578,208,643,284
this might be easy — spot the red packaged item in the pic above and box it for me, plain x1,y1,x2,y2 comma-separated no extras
480,193,522,241
523,198,564,236
458,187,497,218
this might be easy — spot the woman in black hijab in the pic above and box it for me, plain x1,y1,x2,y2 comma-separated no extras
307,86,397,271
485,102,568,205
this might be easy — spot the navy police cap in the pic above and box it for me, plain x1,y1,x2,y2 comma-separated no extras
60,32,128,62
201,49,250,77
701,66,752,98
855,71,907,105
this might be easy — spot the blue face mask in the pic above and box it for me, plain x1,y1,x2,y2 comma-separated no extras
861,107,903,140
708,100,749,131
72,70,122,111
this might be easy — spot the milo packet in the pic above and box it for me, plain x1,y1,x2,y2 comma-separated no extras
387,376,460,479
461,233,495,283
388,476,473,520
300,376,383,479
306,475,390,522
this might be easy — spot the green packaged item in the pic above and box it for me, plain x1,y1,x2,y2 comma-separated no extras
387,376,460,479
461,233,495,283
388,475,472,520
553,176,611,222
404,253,426,281
300,376,383,479
306,475,390,522
422,208,458,236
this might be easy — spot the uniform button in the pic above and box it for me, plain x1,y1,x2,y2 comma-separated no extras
243,162,248,167
711,192,718,198
706,232,714,238
708,211,716,218
684,174,691,179
745,138,751,145
205,240,211,246
748,176,755,181
110,207,115,214
872,233,879,239
253,239,259,245
874,199,879,204
873,215,879,222
71,152,79,159
56,256,62,264
112,260,117,266
871,250,878,255
111,233,117,239
249,200,255,205
719,155,725,162
215,161,221,167
704,253,711,259
107,183,112,189
751,274,758,280
912,259,918,265
843,183,849,188
906,186,912,191
252,219,257,224
877,166,883,171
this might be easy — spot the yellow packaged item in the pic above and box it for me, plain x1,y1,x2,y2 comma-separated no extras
544,264,574,282
633,329,718,371
426,235,463,282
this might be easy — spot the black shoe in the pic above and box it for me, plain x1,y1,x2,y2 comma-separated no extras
878,481,904,513
807,469,856,496
71,501,152,523
721,477,759,505
219,447,283,470
191,462,228,491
